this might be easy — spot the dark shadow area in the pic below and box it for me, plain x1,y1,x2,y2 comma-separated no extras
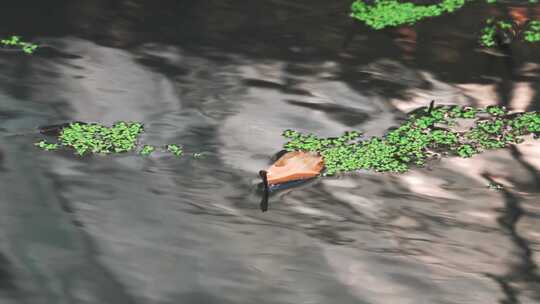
508,144,540,191
0,253,18,293
167,292,235,304
482,171,540,302
242,79,314,97
134,55,189,77
0,149,5,172
0,0,538,115
285,99,371,127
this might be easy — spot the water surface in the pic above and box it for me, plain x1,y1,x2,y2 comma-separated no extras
0,1,539,303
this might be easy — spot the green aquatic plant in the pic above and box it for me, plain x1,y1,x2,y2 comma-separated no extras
350,0,469,30
498,20,513,30
35,121,195,159
282,105,540,176
0,35,38,54
166,144,184,157
523,20,540,42
140,145,155,156
34,140,59,151
480,16,540,47
350,1,538,48
456,144,477,158
485,105,507,116
479,18,518,48
510,112,540,133
479,22,497,48
39,122,144,156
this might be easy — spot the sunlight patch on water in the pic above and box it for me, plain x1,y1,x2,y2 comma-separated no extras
399,171,463,200
391,71,470,113
519,62,540,77
284,197,345,221
330,192,384,218
442,136,540,188
455,83,499,108
459,210,500,227
320,177,359,189
510,81,535,111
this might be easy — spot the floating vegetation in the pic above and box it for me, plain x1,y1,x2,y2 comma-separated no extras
35,121,192,159
58,122,143,155
523,20,540,42
0,35,38,54
34,140,59,151
166,144,184,157
282,104,540,176
140,145,155,156
479,17,540,47
35,122,143,155
479,24,498,47
350,0,470,30
480,0,540,45
350,1,539,48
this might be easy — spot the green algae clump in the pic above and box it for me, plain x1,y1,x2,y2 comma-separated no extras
0,35,38,54
282,105,540,176
140,145,156,156
479,18,540,47
350,0,469,30
524,20,540,42
35,121,144,156
34,121,192,158
166,144,184,157
34,140,59,151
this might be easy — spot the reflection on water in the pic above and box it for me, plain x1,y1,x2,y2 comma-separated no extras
0,0,539,303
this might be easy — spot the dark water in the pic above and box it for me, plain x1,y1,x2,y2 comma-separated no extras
0,1,540,303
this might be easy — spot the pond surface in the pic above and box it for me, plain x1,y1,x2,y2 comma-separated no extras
0,1,540,303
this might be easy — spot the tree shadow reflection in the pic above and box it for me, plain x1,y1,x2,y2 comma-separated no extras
481,170,540,302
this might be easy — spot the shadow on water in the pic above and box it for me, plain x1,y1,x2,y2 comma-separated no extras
3,0,533,112
285,99,371,127
508,144,540,191
0,253,18,298
134,55,190,77
481,171,540,303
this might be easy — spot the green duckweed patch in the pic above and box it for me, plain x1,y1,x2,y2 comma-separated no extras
55,122,143,156
523,20,540,42
35,121,195,158
1,35,38,54
350,0,469,30
282,105,540,176
479,18,540,47
479,0,540,46
140,145,155,156
166,144,184,157
34,140,59,151
350,1,540,48
479,19,500,47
